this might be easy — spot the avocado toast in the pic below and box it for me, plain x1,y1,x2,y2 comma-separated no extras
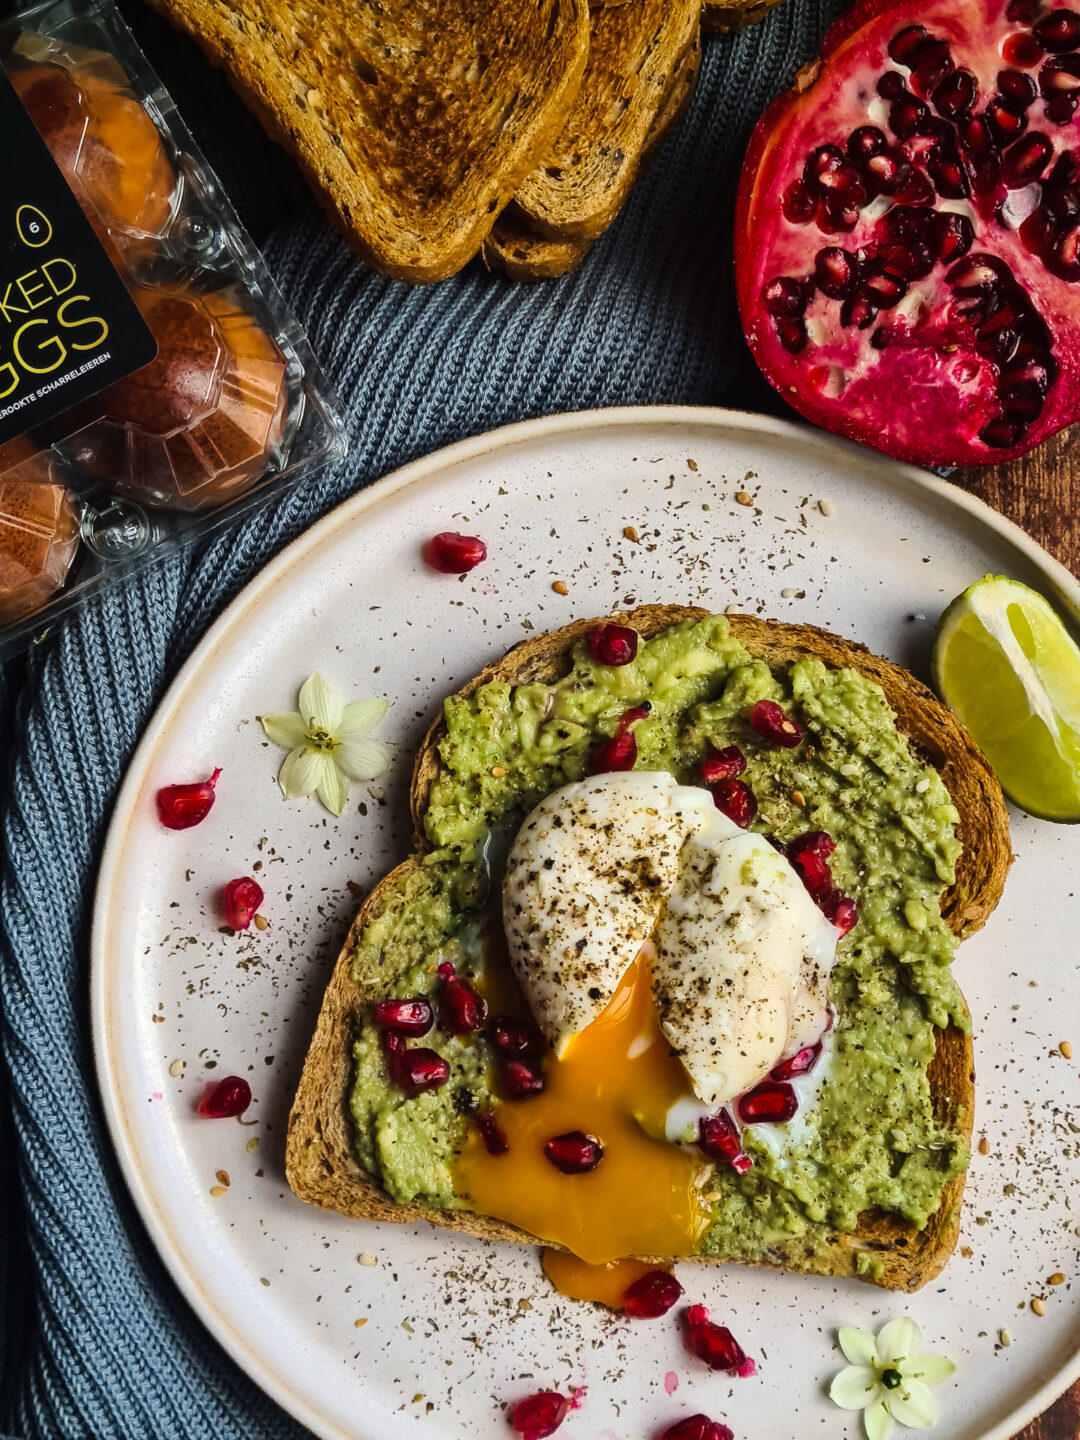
286,606,1010,1291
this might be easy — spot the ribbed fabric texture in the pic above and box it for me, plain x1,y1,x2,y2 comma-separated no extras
0,5,848,1435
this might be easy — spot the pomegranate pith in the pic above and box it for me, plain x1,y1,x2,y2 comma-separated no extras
735,0,1080,465
223,876,263,930
511,1391,569,1438
156,768,221,828
425,531,486,573
198,1075,251,1118
623,1269,683,1318
660,1416,735,1440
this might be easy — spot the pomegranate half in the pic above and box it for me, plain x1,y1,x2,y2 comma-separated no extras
735,0,1080,465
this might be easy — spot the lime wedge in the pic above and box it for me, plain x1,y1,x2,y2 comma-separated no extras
933,575,1080,823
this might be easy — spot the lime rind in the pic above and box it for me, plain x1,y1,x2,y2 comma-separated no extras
933,575,1080,824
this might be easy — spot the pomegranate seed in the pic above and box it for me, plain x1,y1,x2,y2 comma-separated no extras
700,745,746,784
544,1131,604,1173
1002,31,1043,67
748,699,805,748
503,1057,545,1099
476,1112,509,1155
511,1391,569,1438
736,1357,758,1378
490,1016,536,1053
661,1417,734,1440
437,962,487,1034
586,732,637,775
616,703,651,736
738,1080,799,1125
198,1075,251,1118
763,275,809,316
775,315,808,353
824,891,859,935
374,996,434,1036
384,1032,451,1096
623,1269,683,1318
1035,8,1080,52
425,532,486,573
223,876,263,930
888,23,929,65
684,1306,751,1374
586,622,638,666
847,124,887,160
698,1109,753,1173
771,1040,823,1080
712,778,757,828
156,768,221,829
782,180,815,223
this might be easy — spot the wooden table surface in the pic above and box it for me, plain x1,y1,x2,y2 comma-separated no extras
954,433,1079,1440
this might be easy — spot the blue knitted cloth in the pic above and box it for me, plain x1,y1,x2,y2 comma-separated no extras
0,5,847,1435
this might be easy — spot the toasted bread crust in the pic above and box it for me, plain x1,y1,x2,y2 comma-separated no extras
288,607,1010,1290
513,0,699,242
142,0,590,283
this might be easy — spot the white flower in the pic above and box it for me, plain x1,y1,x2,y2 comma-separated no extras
261,674,389,817
829,1318,956,1440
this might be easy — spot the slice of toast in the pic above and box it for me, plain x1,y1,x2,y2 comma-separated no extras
287,606,1011,1290
142,0,590,283
701,0,788,32
482,31,700,281
511,0,700,242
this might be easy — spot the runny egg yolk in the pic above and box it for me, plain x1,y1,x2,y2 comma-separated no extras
540,1251,664,1308
455,952,710,1266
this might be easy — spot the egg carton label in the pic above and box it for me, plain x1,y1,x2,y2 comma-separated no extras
0,66,157,447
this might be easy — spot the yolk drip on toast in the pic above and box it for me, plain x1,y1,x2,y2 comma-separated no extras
456,952,710,1266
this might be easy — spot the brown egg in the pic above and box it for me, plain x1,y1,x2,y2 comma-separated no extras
0,443,80,626
71,284,291,510
10,58,176,249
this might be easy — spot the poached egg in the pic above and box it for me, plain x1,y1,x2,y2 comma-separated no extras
454,771,839,1269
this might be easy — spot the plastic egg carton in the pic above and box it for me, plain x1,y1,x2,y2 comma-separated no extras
0,0,343,656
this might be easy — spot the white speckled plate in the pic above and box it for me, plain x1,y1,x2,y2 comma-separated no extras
92,407,1080,1440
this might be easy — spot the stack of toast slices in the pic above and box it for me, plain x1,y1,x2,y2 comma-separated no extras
143,0,783,282
286,606,1012,1292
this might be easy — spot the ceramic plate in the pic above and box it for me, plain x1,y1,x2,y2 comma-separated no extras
92,407,1080,1440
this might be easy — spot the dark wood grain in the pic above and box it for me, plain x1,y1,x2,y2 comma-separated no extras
953,433,1080,1440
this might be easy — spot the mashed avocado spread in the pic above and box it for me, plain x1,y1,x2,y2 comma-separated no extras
348,615,969,1266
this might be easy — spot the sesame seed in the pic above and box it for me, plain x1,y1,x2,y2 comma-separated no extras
216,1170,230,1187
687,459,698,472
246,1136,259,1152
260,1277,270,1287
781,587,798,599
1000,1329,1013,1347
358,1253,378,1267
169,1058,185,1078
792,790,807,808
490,765,508,778
254,914,268,930
1049,1273,1066,1286
978,1136,989,1155
552,580,568,595
624,525,639,542
355,1318,368,1327
1032,1297,1046,1316
725,603,743,615
209,1186,228,1198
1060,1040,1073,1059
915,777,931,794
819,498,836,517
736,491,754,507
412,1394,424,1404
840,763,859,778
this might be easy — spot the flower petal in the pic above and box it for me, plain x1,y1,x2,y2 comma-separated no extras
830,1366,881,1410
316,759,349,816
341,698,389,737
864,1400,894,1440
888,1379,938,1430
336,735,390,781
261,711,309,750
839,1327,879,1367
876,1317,922,1368
298,674,343,733
278,746,324,799
906,1353,955,1388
